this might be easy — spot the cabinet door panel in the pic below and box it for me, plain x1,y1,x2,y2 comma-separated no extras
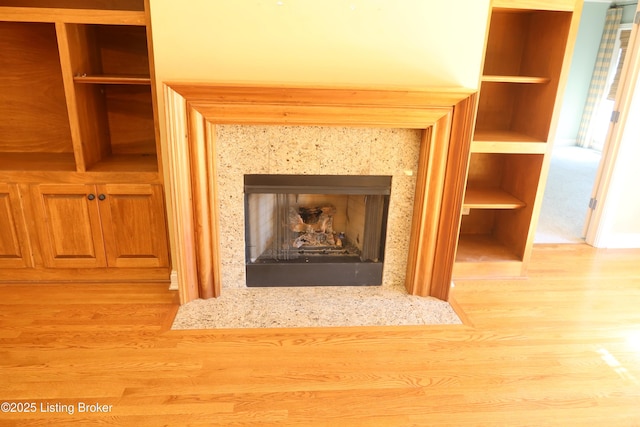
0,183,32,268
31,184,106,268
98,184,169,268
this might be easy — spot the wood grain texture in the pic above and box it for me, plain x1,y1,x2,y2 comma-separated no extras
163,85,200,303
189,110,219,299
0,6,145,25
0,0,168,285
93,24,149,76
464,186,526,209
482,75,551,84
491,0,579,11
428,94,477,300
0,244,639,425
30,183,107,269
73,75,151,85
0,183,32,268
164,83,476,302
0,0,144,11
19,183,170,275
56,22,109,172
0,22,73,154
2,10,157,175
98,184,169,268
0,168,161,185
467,0,583,281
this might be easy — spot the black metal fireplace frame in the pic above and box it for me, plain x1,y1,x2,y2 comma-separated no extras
244,174,392,287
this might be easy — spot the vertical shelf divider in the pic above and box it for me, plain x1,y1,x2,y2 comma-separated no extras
56,22,111,172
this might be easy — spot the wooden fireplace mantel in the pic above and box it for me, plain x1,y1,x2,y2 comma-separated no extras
164,83,476,304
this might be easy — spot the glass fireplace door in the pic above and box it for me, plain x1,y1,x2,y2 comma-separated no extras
244,175,391,287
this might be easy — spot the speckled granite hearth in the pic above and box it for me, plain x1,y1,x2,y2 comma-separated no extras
171,284,462,329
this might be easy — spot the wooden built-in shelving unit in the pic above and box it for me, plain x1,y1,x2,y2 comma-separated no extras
0,0,169,282
0,9,158,177
454,0,583,279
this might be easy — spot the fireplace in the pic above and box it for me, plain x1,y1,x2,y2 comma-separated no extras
164,83,476,303
244,174,391,286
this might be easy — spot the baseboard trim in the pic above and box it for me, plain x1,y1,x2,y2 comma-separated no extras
597,233,640,249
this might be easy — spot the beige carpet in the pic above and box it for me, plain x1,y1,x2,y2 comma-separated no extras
536,146,601,244
171,284,462,329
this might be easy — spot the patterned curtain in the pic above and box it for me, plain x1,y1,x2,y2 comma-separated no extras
607,29,632,100
576,7,623,148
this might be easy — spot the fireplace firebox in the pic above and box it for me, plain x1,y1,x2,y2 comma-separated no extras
244,174,392,286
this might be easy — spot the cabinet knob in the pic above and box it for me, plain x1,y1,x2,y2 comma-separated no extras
98,194,106,201
87,194,95,200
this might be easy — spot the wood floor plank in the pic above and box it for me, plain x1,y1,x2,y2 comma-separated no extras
1,244,640,425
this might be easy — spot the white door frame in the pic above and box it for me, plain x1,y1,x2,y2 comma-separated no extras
584,8,640,246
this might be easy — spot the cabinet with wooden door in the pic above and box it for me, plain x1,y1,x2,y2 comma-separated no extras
0,1,170,283
30,184,106,269
454,0,583,278
30,184,169,270
0,183,32,269
96,184,169,269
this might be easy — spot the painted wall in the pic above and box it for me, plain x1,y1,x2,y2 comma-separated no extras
149,0,489,89
596,16,640,248
556,2,638,144
556,1,609,143
597,73,640,246
621,3,638,24
148,0,491,264
556,1,640,248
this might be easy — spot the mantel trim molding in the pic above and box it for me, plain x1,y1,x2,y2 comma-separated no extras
163,83,476,304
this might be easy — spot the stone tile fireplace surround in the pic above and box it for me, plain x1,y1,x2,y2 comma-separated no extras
164,84,476,304
226,128,410,289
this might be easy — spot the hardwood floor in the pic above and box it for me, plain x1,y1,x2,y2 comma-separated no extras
1,244,639,426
